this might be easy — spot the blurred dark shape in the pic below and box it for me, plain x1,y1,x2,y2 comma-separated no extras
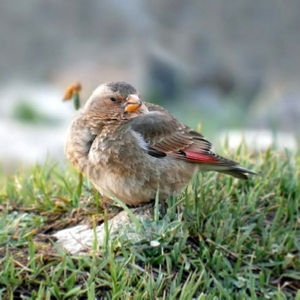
191,68,263,108
193,69,235,96
146,54,180,102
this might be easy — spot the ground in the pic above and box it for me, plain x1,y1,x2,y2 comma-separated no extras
0,146,299,299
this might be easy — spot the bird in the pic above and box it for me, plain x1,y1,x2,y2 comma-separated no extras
65,81,256,206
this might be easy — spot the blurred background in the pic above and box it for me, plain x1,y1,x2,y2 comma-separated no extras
0,0,299,172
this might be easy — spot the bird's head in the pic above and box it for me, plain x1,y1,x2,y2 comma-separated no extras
83,81,148,124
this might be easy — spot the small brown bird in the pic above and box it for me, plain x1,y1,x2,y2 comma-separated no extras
65,81,256,206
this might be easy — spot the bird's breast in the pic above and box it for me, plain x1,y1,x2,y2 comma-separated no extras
88,127,146,166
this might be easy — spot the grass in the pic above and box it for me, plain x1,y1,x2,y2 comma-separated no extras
0,145,299,299
12,100,59,125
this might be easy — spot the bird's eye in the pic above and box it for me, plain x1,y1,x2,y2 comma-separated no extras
110,97,117,102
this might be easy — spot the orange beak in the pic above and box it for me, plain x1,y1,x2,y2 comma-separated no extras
124,94,142,112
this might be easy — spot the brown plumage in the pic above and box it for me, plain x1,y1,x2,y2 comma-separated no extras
65,81,256,206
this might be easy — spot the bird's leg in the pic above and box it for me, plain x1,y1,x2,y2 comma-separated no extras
99,197,123,213
158,199,169,216
151,198,169,217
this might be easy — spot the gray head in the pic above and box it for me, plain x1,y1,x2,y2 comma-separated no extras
83,81,148,123
106,81,137,97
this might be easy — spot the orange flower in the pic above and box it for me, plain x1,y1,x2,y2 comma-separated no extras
63,82,82,101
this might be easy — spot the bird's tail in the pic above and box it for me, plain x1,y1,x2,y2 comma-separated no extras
217,166,257,180
201,155,257,180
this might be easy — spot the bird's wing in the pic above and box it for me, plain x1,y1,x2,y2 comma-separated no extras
129,107,257,179
129,111,219,163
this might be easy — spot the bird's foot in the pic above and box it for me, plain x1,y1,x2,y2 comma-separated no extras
159,199,169,216
100,197,123,213
148,198,169,217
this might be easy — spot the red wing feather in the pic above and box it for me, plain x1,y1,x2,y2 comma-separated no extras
184,150,219,163
173,149,219,163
